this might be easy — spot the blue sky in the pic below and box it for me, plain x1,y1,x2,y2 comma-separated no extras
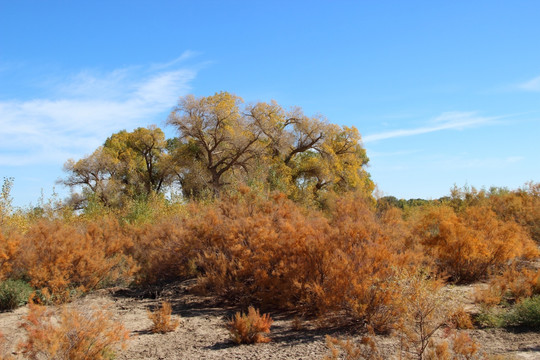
1,1,539,207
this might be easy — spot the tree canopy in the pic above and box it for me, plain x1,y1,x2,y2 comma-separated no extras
62,92,373,207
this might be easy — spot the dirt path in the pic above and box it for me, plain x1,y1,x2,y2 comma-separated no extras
1,281,539,359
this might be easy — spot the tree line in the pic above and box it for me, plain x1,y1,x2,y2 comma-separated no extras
61,92,373,208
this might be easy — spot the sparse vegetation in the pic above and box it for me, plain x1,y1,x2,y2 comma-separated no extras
226,306,273,344
324,334,382,360
0,94,538,358
148,301,180,333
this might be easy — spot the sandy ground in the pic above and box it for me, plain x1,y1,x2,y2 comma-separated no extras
1,280,539,359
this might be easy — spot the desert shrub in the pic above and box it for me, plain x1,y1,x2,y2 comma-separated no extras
130,214,194,285
475,266,540,308
15,218,136,300
184,192,416,332
0,232,19,281
19,302,129,360
450,332,482,360
487,182,540,243
504,295,540,328
324,334,382,360
226,306,273,344
148,301,180,333
395,275,455,360
474,285,504,307
413,205,538,283
474,307,506,328
0,279,33,311
449,307,474,330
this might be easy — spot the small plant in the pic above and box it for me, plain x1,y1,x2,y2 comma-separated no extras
504,295,540,328
475,307,506,328
148,301,180,333
450,307,474,330
451,332,481,360
226,306,273,344
19,302,129,360
324,334,382,360
0,279,34,311
291,316,304,331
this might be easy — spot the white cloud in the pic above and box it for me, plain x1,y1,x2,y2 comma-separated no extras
363,111,495,143
518,75,540,91
0,53,198,166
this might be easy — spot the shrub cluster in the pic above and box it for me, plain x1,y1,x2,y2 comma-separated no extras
0,183,537,336
1,217,137,302
412,205,537,283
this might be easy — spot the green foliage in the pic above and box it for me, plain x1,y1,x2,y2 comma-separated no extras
475,307,506,328
0,279,34,311
476,295,540,329
61,125,177,209
504,295,540,328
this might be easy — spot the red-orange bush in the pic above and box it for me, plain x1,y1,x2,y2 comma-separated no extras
19,302,129,360
165,191,418,332
0,232,18,281
15,218,136,299
324,334,382,360
414,205,538,283
475,266,540,306
148,301,180,333
130,217,193,284
487,182,540,243
226,306,273,344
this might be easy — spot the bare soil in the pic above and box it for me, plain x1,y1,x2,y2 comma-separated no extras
1,280,539,359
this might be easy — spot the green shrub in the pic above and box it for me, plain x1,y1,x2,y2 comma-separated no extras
0,279,34,311
475,308,505,328
504,295,540,328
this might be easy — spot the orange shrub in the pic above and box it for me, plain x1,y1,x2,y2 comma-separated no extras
226,306,273,344
15,218,136,300
451,332,482,360
487,182,540,243
450,307,474,330
395,275,454,359
475,266,540,306
19,302,129,360
324,335,382,360
131,218,192,284
148,301,180,333
0,232,18,281
414,205,538,283
174,191,417,332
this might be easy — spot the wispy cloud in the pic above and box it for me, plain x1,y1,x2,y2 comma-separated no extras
517,75,540,91
0,52,198,166
363,111,496,143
